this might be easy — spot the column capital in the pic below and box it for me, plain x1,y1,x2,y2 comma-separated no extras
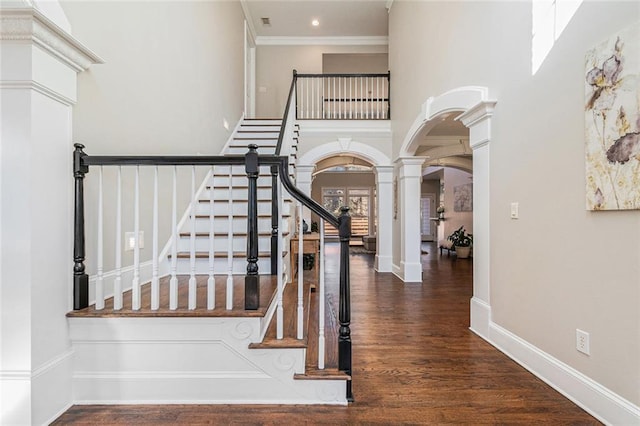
374,165,394,183
395,157,426,179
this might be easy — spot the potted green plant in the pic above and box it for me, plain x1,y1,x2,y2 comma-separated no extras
447,226,473,259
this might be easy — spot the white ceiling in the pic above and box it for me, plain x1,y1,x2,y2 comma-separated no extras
243,1,389,38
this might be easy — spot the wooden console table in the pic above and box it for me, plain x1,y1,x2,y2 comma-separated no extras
290,232,320,284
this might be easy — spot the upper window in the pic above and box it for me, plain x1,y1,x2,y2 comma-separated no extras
532,0,583,74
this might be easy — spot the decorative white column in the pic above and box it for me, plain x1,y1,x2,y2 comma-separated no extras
458,101,496,340
296,164,315,224
374,165,393,272
395,157,426,282
0,6,101,425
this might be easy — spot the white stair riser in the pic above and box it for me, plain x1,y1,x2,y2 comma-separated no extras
209,176,273,187
194,201,291,216
233,132,279,139
206,187,274,200
178,235,272,252
189,217,274,233
226,147,277,155
175,257,272,274
213,165,274,175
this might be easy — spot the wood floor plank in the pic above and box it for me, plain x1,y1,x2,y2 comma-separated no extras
54,242,600,424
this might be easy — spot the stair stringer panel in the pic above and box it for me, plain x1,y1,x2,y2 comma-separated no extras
68,317,346,405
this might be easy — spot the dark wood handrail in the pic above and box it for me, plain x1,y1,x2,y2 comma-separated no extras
274,69,298,156
297,72,390,79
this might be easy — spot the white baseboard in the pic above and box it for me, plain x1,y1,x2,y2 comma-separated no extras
488,322,640,425
0,349,75,426
469,296,490,340
374,254,392,272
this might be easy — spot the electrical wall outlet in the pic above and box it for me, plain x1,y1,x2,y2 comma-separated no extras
125,231,144,251
576,329,590,355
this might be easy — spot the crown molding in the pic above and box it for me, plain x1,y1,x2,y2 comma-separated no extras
0,8,103,72
255,36,388,46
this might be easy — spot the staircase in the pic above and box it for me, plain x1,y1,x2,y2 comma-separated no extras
67,118,350,405
168,118,296,277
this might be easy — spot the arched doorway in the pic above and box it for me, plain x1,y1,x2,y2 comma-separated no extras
397,86,496,339
297,139,393,272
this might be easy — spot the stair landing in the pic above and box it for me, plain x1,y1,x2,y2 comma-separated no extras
67,275,276,318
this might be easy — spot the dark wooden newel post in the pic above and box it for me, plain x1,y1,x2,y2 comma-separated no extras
73,143,89,310
245,144,260,310
270,165,279,276
338,206,353,402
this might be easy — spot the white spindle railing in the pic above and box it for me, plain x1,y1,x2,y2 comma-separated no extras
207,167,215,310
188,166,197,310
95,166,104,310
170,166,178,310
297,202,304,339
297,74,388,120
318,218,326,369
151,166,159,310
276,179,284,339
226,167,234,310
114,166,123,310
132,166,141,310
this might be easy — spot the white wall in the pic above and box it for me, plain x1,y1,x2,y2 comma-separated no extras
61,1,246,276
390,0,639,410
256,44,388,117
442,168,473,238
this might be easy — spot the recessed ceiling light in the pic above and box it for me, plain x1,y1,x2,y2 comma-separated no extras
312,19,320,27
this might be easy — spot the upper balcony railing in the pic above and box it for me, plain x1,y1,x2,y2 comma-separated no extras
294,71,390,120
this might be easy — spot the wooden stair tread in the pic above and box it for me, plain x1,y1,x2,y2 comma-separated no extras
169,251,275,259
179,231,289,237
294,368,351,381
250,281,312,349
67,275,277,318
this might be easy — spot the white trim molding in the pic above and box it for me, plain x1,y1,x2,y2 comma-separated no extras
298,139,392,167
0,8,103,72
256,36,389,46
488,323,640,425
0,79,75,105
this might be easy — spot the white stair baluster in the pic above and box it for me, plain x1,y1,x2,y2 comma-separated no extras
95,166,104,310
366,77,369,119
297,202,304,339
207,167,215,310
318,218,326,369
132,165,140,310
151,166,159,310
311,77,315,119
226,167,233,310
114,166,123,310
306,77,309,119
360,76,363,119
349,76,353,119
188,165,196,310
276,179,283,339
377,76,381,119
169,166,178,310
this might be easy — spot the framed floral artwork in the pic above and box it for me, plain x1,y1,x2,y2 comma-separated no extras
585,23,640,210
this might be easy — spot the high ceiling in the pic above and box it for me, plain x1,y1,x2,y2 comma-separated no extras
242,1,389,38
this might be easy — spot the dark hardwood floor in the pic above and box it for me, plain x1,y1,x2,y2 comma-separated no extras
53,242,600,425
